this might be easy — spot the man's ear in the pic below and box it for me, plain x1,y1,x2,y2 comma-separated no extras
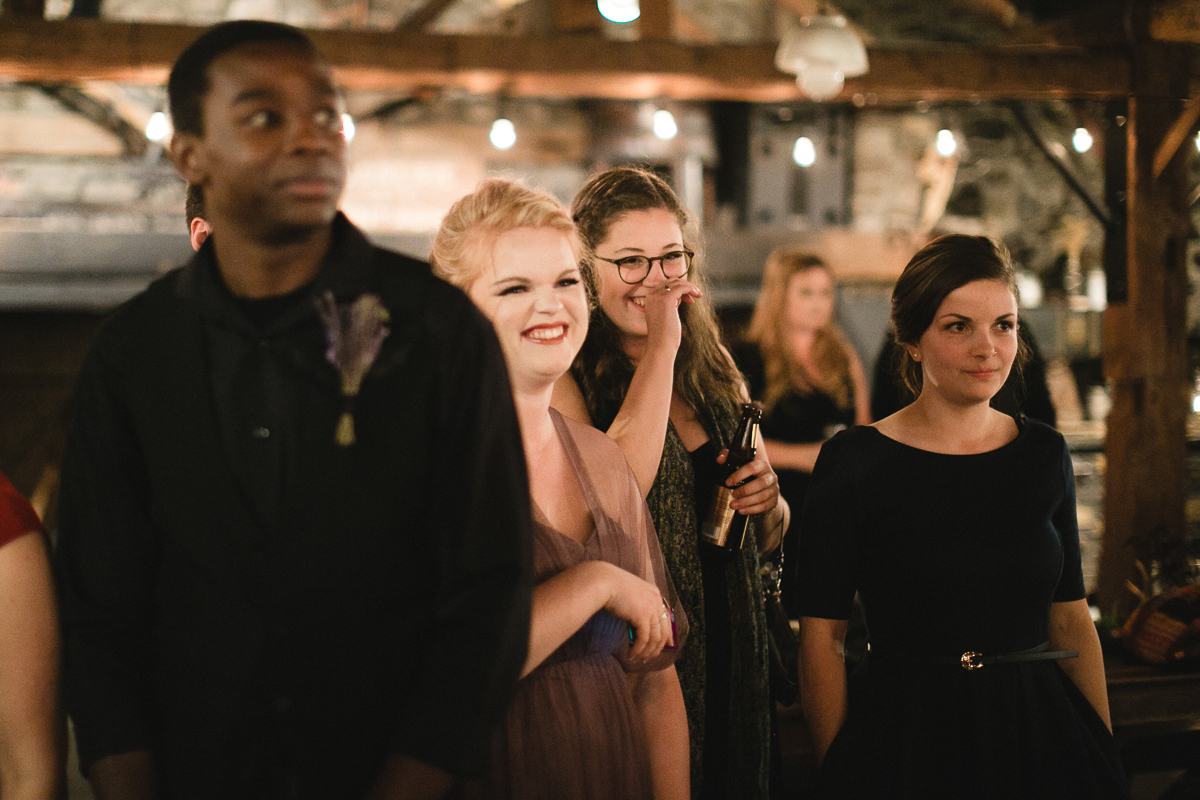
169,133,206,185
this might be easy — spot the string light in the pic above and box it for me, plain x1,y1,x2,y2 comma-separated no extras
597,0,639,22
490,118,517,150
1072,127,1092,153
652,109,678,140
144,111,171,142
793,136,815,167
936,129,957,157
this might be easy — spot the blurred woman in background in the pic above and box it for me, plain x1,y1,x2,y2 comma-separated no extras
740,248,869,618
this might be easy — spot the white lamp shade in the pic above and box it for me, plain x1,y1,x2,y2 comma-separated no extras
798,66,845,101
775,16,869,78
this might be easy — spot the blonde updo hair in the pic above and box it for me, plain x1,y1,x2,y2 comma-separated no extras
431,178,582,291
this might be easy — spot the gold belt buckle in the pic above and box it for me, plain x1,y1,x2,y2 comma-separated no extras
960,651,983,671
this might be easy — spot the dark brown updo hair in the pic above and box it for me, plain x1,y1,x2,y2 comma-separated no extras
890,234,1028,397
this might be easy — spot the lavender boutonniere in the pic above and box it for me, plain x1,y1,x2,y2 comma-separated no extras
316,290,391,447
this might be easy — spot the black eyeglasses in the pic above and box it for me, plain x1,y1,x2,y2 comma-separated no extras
594,249,694,284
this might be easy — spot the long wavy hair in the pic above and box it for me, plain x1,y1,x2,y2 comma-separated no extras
745,247,854,413
570,166,743,430
890,233,1028,398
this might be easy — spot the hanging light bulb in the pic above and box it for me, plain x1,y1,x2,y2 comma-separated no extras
793,136,815,167
145,111,171,142
936,129,957,157
652,109,678,140
341,113,356,142
490,118,517,150
597,0,639,23
1072,127,1092,153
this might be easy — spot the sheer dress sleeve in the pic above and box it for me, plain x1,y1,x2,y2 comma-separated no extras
556,412,689,672
794,430,862,621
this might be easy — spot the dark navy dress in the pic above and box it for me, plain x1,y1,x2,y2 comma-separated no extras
796,420,1129,800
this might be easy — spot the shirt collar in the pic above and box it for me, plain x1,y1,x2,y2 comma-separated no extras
176,212,377,334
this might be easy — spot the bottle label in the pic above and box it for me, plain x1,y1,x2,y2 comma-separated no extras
700,485,737,546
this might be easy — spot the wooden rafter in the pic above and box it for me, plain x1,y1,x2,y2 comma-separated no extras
1150,0,1200,44
396,0,461,32
1153,87,1200,180
0,17,1131,102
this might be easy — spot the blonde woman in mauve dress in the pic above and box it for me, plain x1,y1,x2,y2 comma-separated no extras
431,179,690,800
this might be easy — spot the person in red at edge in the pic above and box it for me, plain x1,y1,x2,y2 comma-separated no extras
0,472,61,800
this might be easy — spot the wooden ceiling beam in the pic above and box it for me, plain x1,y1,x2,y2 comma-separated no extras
0,17,1130,102
1150,0,1200,44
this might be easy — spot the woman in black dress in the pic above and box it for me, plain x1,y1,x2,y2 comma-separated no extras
796,234,1128,799
740,248,869,618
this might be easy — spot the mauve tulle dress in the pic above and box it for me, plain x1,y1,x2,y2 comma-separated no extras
468,410,689,800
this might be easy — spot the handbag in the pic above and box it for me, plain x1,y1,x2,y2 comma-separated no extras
761,550,800,706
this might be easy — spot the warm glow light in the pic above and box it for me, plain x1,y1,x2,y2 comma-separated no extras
1073,127,1092,153
936,129,957,157
597,0,639,22
490,118,517,150
793,136,815,167
1195,131,1200,152
652,109,678,140
342,113,356,142
145,111,171,142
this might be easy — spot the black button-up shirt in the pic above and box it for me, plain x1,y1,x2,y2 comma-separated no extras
57,215,533,800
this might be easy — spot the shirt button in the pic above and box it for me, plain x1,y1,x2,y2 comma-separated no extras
253,426,271,439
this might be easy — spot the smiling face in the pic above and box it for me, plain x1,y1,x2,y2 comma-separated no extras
909,279,1019,407
593,207,685,344
171,41,347,244
784,267,835,333
467,226,588,393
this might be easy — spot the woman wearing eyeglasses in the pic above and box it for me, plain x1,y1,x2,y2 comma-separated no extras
555,167,786,800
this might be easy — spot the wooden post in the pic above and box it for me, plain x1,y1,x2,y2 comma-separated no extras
1096,36,1192,616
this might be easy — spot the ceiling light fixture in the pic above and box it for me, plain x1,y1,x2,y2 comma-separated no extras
597,0,639,23
774,14,868,102
490,118,517,150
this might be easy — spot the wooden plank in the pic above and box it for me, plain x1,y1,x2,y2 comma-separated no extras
0,17,1131,102
551,0,602,33
1153,88,1200,180
1097,40,1191,618
1151,0,1200,44
638,0,672,40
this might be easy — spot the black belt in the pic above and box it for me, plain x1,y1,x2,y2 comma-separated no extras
871,642,1079,671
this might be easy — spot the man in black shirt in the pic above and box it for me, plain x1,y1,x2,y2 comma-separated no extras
56,21,532,800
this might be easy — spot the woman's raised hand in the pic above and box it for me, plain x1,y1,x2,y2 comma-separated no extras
718,448,780,517
643,279,702,354
598,562,675,661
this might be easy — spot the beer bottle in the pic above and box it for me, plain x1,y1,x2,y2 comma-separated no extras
699,402,762,554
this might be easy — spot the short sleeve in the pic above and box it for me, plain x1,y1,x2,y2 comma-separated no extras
1052,437,1086,603
794,431,861,620
0,473,41,549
